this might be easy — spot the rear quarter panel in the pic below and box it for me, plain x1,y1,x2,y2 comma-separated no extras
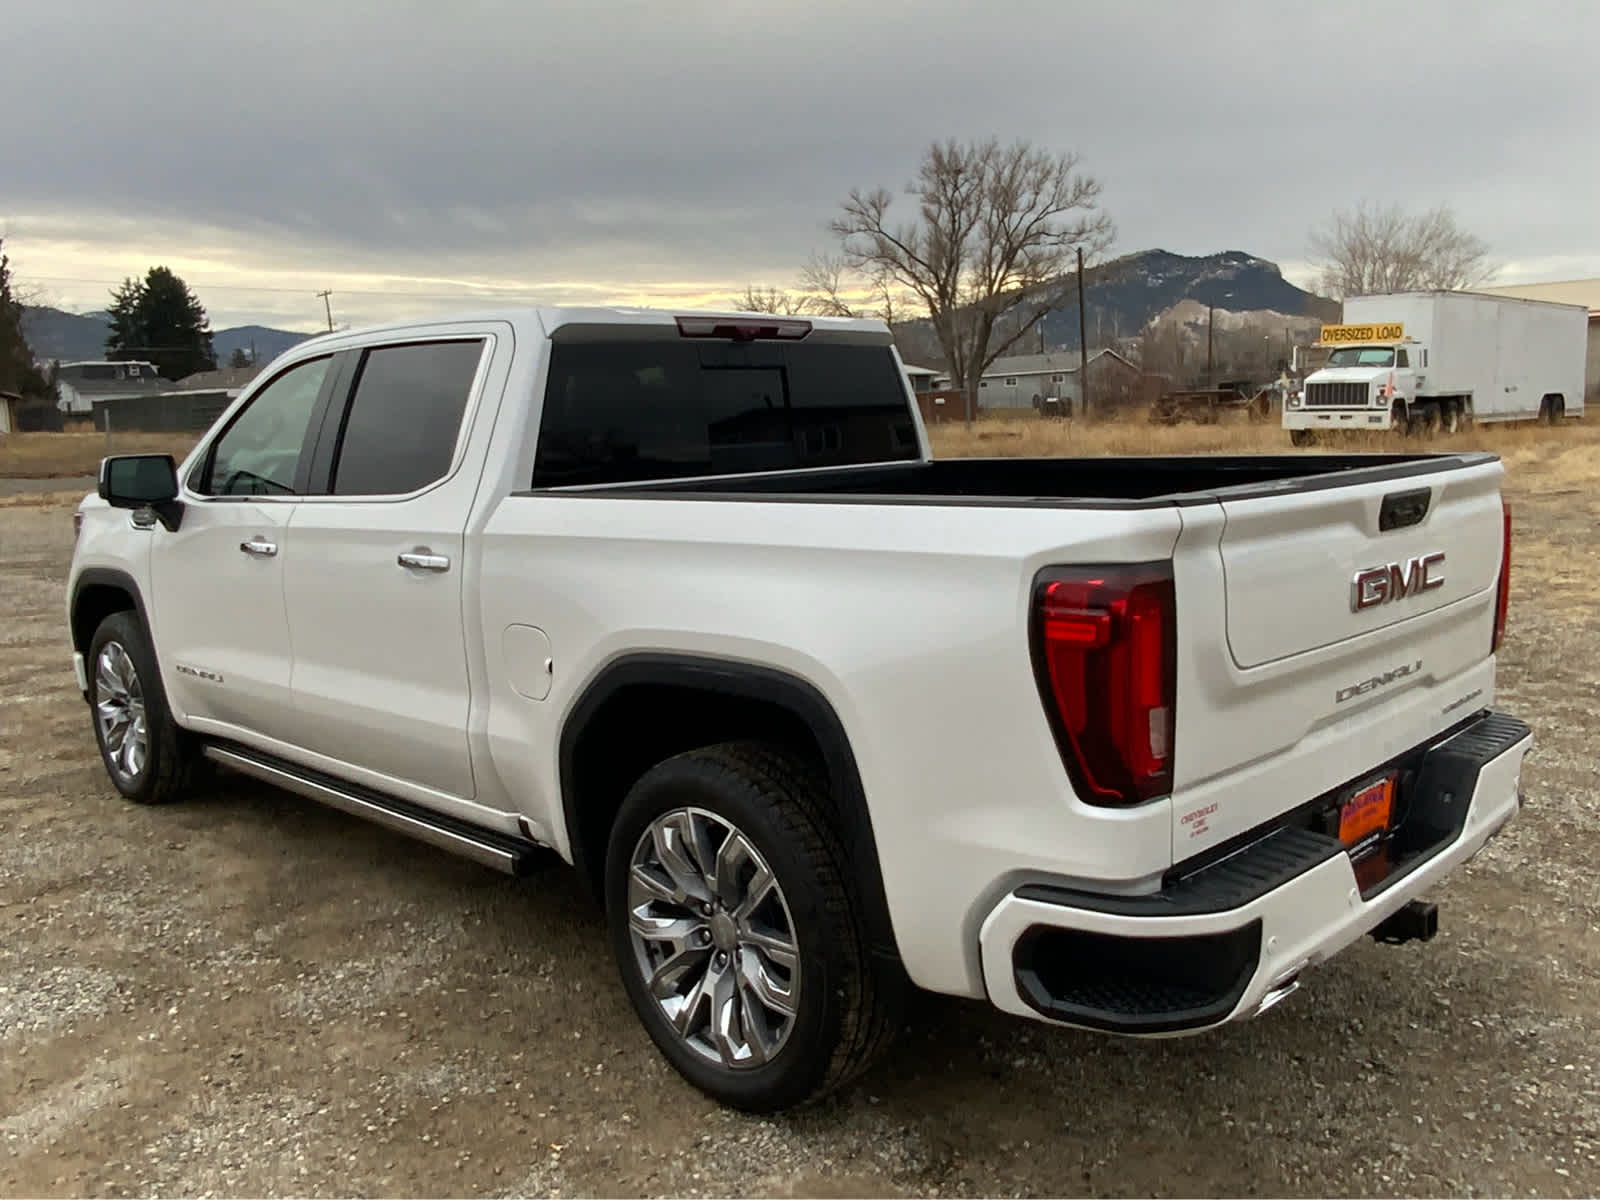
475,493,1184,997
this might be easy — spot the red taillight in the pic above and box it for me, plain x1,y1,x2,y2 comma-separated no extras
674,315,812,342
1032,564,1176,806
1491,500,1512,653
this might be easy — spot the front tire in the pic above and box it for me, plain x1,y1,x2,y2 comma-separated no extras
1289,428,1317,447
604,742,897,1112
87,612,205,805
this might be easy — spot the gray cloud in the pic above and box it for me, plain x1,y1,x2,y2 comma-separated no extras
5,0,1597,329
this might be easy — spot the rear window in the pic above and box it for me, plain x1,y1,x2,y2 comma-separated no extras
531,338,919,486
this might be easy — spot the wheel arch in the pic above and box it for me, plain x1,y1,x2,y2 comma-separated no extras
559,652,902,969
70,568,149,657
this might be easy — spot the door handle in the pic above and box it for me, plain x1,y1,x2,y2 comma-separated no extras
239,537,278,557
397,550,450,572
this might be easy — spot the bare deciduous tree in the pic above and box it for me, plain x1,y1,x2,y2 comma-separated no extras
829,137,1114,425
1308,202,1494,298
729,284,809,315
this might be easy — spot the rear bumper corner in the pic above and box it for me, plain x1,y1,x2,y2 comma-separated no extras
978,710,1532,1035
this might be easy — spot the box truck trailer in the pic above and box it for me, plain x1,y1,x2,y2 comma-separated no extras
1284,291,1587,445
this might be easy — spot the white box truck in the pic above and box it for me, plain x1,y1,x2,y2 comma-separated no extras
1285,290,1587,445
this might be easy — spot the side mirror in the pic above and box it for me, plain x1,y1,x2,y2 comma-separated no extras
98,454,184,531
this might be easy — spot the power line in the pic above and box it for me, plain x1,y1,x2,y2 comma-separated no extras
23,274,567,301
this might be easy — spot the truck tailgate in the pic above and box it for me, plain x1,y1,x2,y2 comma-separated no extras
1169,456,1508,857
1219,465,1504,668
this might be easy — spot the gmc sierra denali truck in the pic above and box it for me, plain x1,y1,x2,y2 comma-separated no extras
69,306,1531,1112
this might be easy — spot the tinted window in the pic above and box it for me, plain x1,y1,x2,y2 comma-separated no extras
1396,349,1410,367
532,338,918,486
330,340,485,496
200,356,332,496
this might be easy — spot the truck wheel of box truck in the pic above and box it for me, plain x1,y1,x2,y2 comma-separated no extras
1289,428,1316,448
1541,395,1565,425
1441,401,1462,436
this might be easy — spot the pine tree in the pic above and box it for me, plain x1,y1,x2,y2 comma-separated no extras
0,238,52,401
104,266,217,381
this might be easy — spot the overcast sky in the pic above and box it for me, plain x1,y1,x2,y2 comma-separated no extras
4,0,1597,333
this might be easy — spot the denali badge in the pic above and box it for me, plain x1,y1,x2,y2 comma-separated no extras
1337,659,1422,704
1351,552,1445,611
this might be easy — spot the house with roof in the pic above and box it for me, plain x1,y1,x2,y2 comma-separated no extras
0,390,21,435
901,363,939,393
54,360,174,415
934,348,1146,416
173,364,266,398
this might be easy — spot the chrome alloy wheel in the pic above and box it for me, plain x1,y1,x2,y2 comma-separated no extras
95,641,148,781
626,807,801,1069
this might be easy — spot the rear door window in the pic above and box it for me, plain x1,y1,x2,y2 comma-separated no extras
532,338,918,486
328,340,486,496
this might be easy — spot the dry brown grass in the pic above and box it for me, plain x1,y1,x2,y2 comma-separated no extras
0,432,200,479
928,413,1600,462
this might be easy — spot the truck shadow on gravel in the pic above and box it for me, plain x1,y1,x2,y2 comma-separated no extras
140,770,1567,1198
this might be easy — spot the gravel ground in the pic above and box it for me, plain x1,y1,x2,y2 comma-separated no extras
0,476,94,497
1,450,1597,1198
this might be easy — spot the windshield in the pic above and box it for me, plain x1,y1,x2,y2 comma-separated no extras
1326,346,1396,368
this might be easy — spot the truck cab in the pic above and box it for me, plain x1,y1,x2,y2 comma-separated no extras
1286,339,1426,443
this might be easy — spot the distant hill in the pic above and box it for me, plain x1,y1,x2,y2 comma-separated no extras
20,305,312,367
17,306,112,363
213,325,312,365
1044,249,1340,349
891,248,1338,368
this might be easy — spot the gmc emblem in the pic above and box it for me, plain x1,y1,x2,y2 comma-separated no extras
1351,553,1446,611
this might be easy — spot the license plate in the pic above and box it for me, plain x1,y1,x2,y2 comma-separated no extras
1339,774,1395,848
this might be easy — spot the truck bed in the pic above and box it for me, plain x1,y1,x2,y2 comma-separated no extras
532,452,1496,506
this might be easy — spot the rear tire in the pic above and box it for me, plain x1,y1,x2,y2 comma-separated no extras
86,612,206,805
604,741,898,1112
1440,401,1462,436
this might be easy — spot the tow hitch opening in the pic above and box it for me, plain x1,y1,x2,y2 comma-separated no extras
1370,899,1438,945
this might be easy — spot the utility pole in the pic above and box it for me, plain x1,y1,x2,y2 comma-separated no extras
1076,246,1089,419
316,290,334,332
1206,303,1215,387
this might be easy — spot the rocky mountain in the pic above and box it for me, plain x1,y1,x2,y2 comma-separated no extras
893,249,1338,368
1037,249,1337,351
19,306,312,368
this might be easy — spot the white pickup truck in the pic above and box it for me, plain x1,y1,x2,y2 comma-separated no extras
69,306,1531,1112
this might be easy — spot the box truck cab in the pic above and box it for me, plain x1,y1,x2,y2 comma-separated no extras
1285,291,1586,446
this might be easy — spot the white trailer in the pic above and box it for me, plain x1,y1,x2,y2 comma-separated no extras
1284,290,1587,443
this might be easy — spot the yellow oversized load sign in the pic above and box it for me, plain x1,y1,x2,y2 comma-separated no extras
1320,322,1405,344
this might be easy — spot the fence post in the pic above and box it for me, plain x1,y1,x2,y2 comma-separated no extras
104,408,112,457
